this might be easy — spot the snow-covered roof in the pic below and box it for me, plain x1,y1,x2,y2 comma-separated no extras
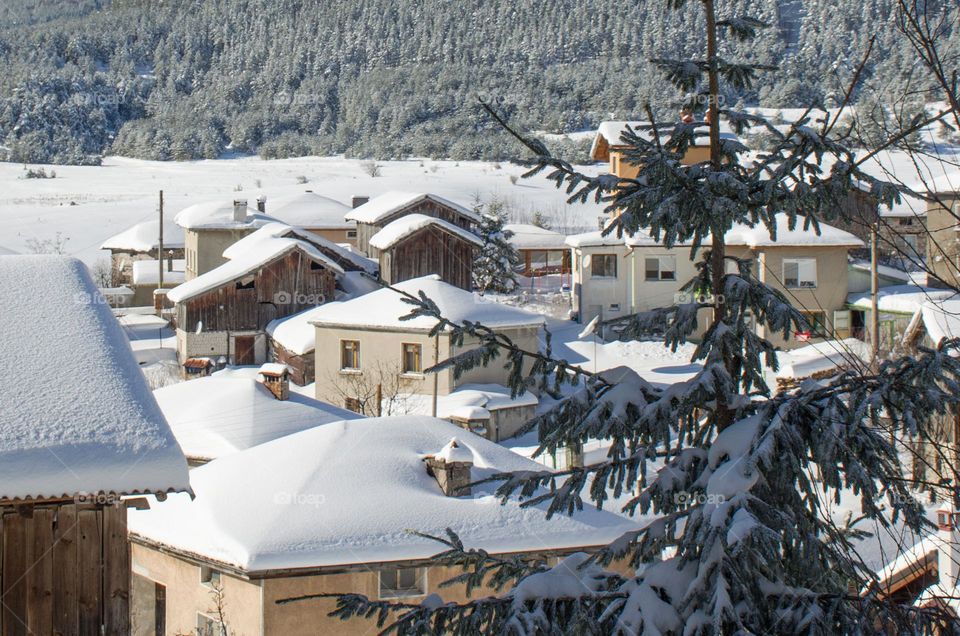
344,191,479,225
174,199,277,230
848,285,957,315
0,256,189,501
432,438,474,463
167,236,344,303
403,384,539,421
908,170,960,196
848,261,912,283
565,228,688,249
132,259,186,286
724,214,864,248
775,338,870,379
504,224,569,250
0,245,18,256
101,218,185,252
916,295,960,346
308,275,545,331
222,222,376,273
591,119,738,159
127,416,636,572
369,213,482,251
269,192,355,230
153,373,360,461
881,193,928,218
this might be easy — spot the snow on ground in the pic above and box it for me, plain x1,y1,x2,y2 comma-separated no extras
0,156,604,265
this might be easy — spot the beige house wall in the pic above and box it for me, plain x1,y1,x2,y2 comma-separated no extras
925,197,960,288
185,228,256,280
313,324,540,408
303,227,357,247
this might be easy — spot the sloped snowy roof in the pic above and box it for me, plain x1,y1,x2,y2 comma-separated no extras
0,256,190,501
0,245,18,256
724,214,864,248
917,295,960,345
848,285,957,315
166,237,344,303
369,213,482,251
153,374,361,461
881,193,927,218
775,339,870,379
127,416,637,572
401,384,540,420
308,275,545,331
132,259,186,286
174,199,277,230
591,119,738,159
345,191,479,224
908,170,960,196
848,261,912,283
504,224,568,250
101,218,185,252
565,228,688,249
222,222,376,273
269,192,354,229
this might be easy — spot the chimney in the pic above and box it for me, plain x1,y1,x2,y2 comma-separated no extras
256,195,267,214
233,199,248,223
351,195,370,209
424,438,473,497
937,507,960,589
258,363,290,400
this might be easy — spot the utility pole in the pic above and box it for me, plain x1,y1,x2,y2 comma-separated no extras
158,190,165,290
870,223,880,365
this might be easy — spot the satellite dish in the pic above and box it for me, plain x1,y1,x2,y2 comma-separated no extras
582,254,592,269
195,320,203,334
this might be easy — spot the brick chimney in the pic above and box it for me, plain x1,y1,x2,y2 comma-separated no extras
351,195,370,209
937,507,960,588
256,195,267,214
258,363,290,400
233,199,248,223
424,438,473,497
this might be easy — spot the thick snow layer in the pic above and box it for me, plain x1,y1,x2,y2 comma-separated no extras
565,228,687,249
591,120,738,157
0,256,189,500
848,285,957,315
908,170,960,195
724,213,863,248
174,199,276,229
557,335,701,388
918,295,960,345
132,259,186,285
167,236,343,303
100,218,185,252
368,213,482,250
504,224,569,250
221,222,375,273
775,338,870,379
0,245,18,255
432,438,474,463
128,416,637,571
345,191,479,224
309,275,545,331
848,260,913,283
397,384,540,420
268,191,353,229
153,374,360,461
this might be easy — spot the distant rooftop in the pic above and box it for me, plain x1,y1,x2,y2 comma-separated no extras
174,199,277,230
101,218,185,252
268,191,355,230
345,191,479,225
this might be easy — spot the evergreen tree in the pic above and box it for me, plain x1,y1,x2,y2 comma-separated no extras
292,1,960,633
472,200,520,294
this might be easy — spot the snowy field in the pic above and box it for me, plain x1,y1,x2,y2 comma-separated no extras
0,155,605,265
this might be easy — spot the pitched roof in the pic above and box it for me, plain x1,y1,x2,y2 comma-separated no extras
344,191,479,224
268,192,355,229
132,259,186,286
174,199,277,230
591,119,738,160
724,214,864,248
308,275,545,331
369,213,483,251
504,224,568,250
166,237,344,303
127,416,637,572
222,222,376,273
0,256,189,501
153,372,361,461
100,218,185,252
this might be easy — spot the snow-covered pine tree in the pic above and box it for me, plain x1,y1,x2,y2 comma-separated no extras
473,201,520,294
286,2,960,633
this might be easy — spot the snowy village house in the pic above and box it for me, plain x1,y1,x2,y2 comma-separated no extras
918,172,960,289
176,199,276,280
166,223,370,369
0,256,190,635
289,276,543,440
101,217,186,289
258,190,362,246
505,223,572,283
127,416,636,636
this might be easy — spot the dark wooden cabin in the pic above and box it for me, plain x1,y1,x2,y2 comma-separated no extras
373,218,482,290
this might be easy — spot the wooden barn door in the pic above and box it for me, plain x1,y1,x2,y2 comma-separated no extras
235,336,255,366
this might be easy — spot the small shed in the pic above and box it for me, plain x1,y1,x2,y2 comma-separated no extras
504,223,571,283
0,256,190,636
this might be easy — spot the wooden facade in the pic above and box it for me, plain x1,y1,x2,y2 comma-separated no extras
175,249,336,334
0,500,129,636
379,226,477,290
271,341,314,386
356,199,476,258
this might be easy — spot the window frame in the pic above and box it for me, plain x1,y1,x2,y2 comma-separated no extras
590,253,618,279
340,339,361,371
199,566,221,588
196,613,226,636
782,257,817,289
401,342,423,375
379,567,427,599
644,255,677,282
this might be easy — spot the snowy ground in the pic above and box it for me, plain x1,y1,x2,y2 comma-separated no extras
0,155,604,265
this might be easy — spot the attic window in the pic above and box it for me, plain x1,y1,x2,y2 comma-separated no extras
379,568,426,599
199,566,221,588
347,230,358,238
310,261,323,271
235,277,255,290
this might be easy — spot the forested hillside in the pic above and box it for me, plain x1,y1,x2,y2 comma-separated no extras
0,0,953,164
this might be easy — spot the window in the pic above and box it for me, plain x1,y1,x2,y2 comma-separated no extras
611,156,619,173
591,254,618,278
379,568,426,599
645,256,677,281
898,218,914,226
235,276,255,290
196,614,226,636
199,566,221,588
340,340,360,370
798,311,827,338
782,258,817,288
401,343,422,374
347,230,358,238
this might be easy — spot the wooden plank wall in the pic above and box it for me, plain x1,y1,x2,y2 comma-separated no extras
383,226,477,290
358,199,476,258
0,502,129,636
